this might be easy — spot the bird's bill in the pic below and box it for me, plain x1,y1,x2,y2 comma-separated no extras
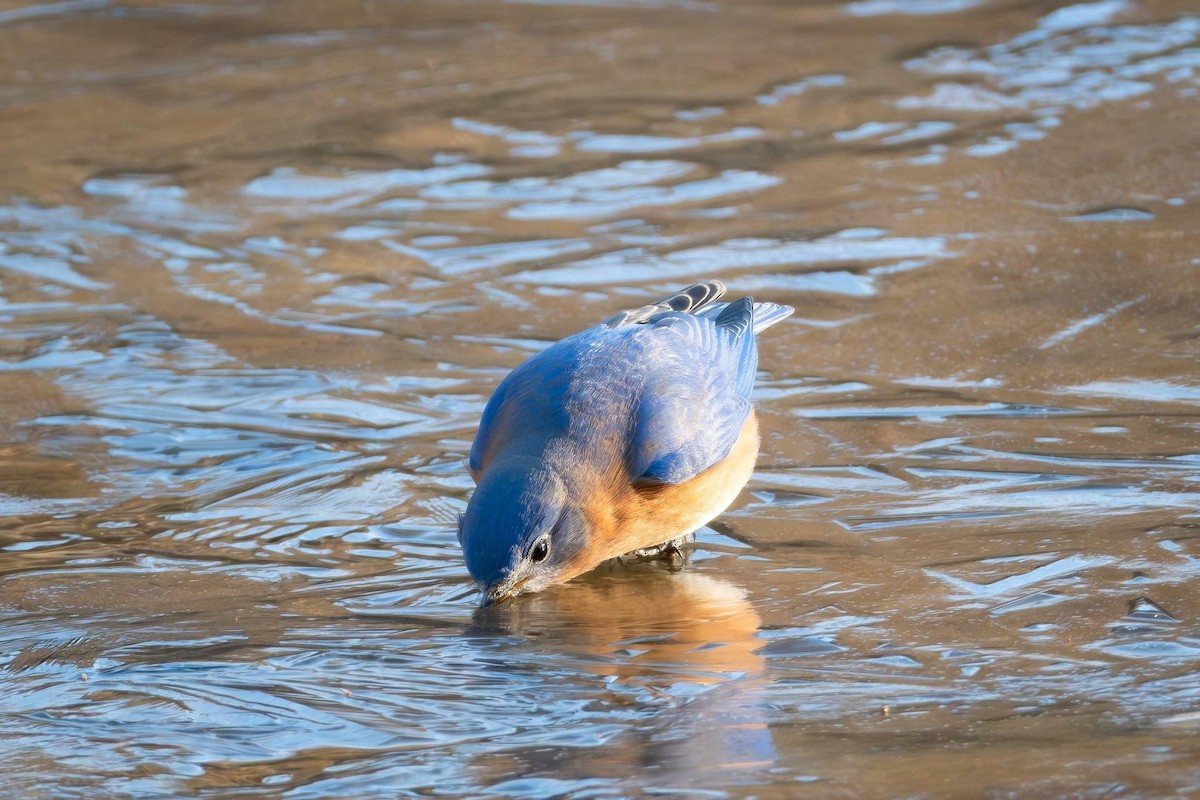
480,576,531,606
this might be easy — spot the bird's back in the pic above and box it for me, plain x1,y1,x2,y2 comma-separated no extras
469,281,792,487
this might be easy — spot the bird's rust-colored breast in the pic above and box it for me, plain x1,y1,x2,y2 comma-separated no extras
567,411,760,581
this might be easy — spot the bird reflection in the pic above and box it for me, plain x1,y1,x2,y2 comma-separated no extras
469,563,777,788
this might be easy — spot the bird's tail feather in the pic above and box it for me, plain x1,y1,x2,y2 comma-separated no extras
713,297,753,338
697,299,793,334
750,301,793,333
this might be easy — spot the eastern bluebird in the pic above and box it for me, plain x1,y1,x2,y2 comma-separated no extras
459,280,793,605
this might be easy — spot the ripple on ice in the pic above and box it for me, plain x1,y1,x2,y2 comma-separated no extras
506,233,949,287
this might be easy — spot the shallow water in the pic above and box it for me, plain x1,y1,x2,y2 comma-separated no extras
0,0,1198,796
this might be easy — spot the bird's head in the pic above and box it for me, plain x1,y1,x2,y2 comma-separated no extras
458,459,590,605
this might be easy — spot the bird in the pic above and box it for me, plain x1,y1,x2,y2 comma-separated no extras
458,280,793,605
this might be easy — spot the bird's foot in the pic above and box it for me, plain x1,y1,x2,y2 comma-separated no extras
617,533,693,571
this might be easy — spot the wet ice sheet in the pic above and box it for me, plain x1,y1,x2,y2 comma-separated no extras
899,2,1200,157
1,0,1199,797
508,233,950,287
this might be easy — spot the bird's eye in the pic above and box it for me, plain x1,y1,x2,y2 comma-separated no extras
529,536,550,564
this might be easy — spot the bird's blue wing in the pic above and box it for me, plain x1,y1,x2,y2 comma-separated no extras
629,298,759,485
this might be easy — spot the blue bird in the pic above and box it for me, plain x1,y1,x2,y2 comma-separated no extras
459,280,793,605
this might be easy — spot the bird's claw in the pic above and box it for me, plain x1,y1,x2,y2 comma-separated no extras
617,534,692,569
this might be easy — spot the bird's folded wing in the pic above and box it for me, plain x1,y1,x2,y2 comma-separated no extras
628,301,758,486
604,280,726,327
